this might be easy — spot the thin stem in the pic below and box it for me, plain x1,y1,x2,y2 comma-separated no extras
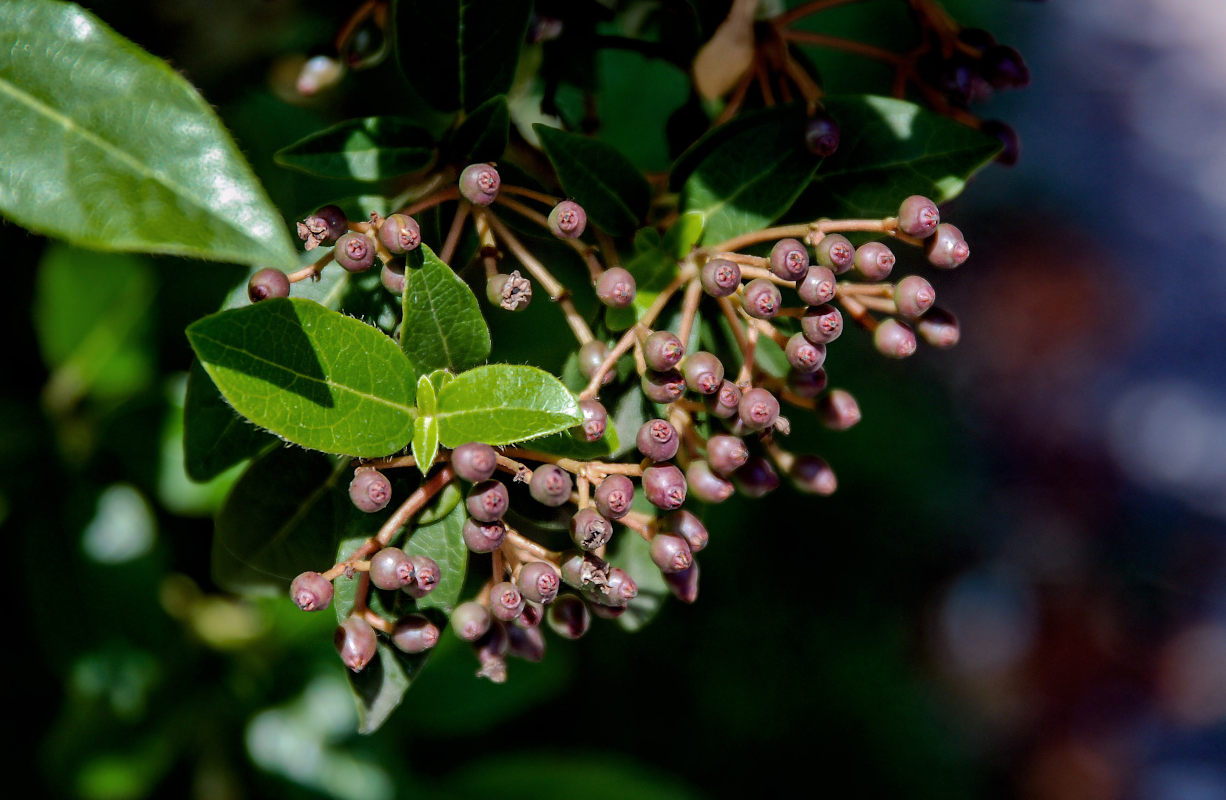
737,322,759,385
718,252,769,268
390,171,447,213
716,295,752,363
782,29,904,66
288,251,334,283
773,0,866,27
848,295,897,314
398,185,460,218
355,455,418,470
837,280,894,298
362,607,396,635
836,293,878,332
495,194,604,273
676,277,704,352
738,265,794,287
500,184,561,206
715,66,756,126
754,58,777,105
439,202,470,264
506,528,558,561
747,315,789,348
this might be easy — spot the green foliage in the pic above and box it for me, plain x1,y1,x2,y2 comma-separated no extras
447,95,510,163
183,360,276,482
402,499,469,613
434,365,582,447
274,117,436,181
399,244,491,376
535,125,651,236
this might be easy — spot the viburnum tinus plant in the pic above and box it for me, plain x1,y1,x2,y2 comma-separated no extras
1,0,1028,731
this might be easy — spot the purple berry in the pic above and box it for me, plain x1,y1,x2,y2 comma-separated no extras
897,195,940,238
742,278,781,319
248,269,290,303
334,231,376,272
489,581,525,622
377,213,421,254
547,594,590,639
573,399,607,442
733,456,780,498
290,571,333,612
789,455,837,495
529,464,573,507
982,45,1030,89
787,367,828,399
785,333,827,374
334,616,377,672
854,241,896,281
643,331,685,371
404,555,440,598
637,419,680,462
594,474,634,520
662,509,709,552
664,560,699,603
570,508,613,551
297,204,347,250
642,463,687,510
815,234,855,273
700,257,742,298
894,275,935,319
451,442,498,483
804,110,840,156
392,614,440,654
459,163,501,205
349,470,392,513
981,120,1020,166
770,238,810,281
818,389,861,430
507,623,546,662
641,369,686,404
578,340,614,385
916,307,960,348
466,479,509,522
462,518,507,553
682,351,725,395
517,561,560,605
370,546,416,590
706,380,742,419
548,200,587,239
925,223,969,269
796,266,836,306
602,567,639,607
686,460,734,504
738,387,780,431
595,267,636,309
650,532,693,574
801,304,843,345
381,262,406,294
873,318,917,358
452,601,492,642
516,601,544,629
707,434,749,477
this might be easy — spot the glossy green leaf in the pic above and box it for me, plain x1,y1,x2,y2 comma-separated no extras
415,375,437,415
187,298,416,457
400,244,491,377
0,1,296,268
395,0,532,111
435,365,582,447
411,417,440,476
534,125,650,236
345,642,427,735
798,94,1003,217
274,117,436,181
403,495,468,612
527,421,619,460
416,481,461,525
682,104,822,246
447,95,509,162
183,360,276,482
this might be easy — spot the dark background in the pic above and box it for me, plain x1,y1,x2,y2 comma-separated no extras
4,1,1225,798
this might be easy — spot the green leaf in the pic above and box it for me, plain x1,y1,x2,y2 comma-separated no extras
186,298,416,457
435,365,582,447
612,522,670,633
663,210,706,259
447,95,509,162
183,360,276,482
534,125,650,236
212,449,352,594
400,244,491,377
527,421,619,460
274,117,436,181
411,417,440,477
403,496,468,613
0,1,296,268
682,104,822,245
799,94,1003,217
345,642,427,735
395,0,532,111
416,481,461,525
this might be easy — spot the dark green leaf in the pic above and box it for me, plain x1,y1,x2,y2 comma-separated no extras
435,365,582,447
682,104,822,245
400,244,491,376
395,0,532,111
403,495,468,613
612,522,669,633
798,94,1003,217
183,360,276,482
0,2,296,267
534,125,650,236
345,642,427,735
187,298,416,457
447,95,509,162
590,49,690,173
416,482,461,525
411,417,440,476
274,117,436,181
526,422,619,460
441,753,703,800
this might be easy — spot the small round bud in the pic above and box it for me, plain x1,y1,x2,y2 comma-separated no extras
733,456,780,498
706,434,749,477
380,262,406,294
451,442,498,483
462,518,507,553
297,204,348,250
594,474,634,520
897,195,940,238
664,560,700,603
981,120,1020,166
377,213,421,254
290,571,334,612
787,367,828,399
853,241,896,281
873,318,917,359
486,271,532,311
804,110,840,156
815,234,855,273
642,463,687,510
893,275,935,319
248,269,290,303
682,351,725,395
770,238,810,281
560,550,610,591
573,399,607,442
529,464,573,508
578,340,614,385
370,546,416,590
547,594,591,640
334,231,376,272
489,581,525,622
742,278,782,319
789,455,837,495
644,330,685,371
738,387,780,431
392,615,440,654
686,460,734,504
662,509,709,552
570,508,613,551
796,266,836,306
517,561,560,605
404,555,440,597
637,418,680,462
785,333,827,374
650,532,693,574
801,304,844,345
466,479,509,522
334,616,377,672
916,306,960,348
595,267,636,309
349,470,392,513
925,223,969,269
818,389,862,430
602,568,639,607
451,601,492,642
548,200,587,239
706,380,742,419
507,623,546,662
459,162,501,205
700,257,742,297
641,369,686,404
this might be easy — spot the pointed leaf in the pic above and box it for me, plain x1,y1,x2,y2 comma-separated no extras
184,360,276,482
345,642,428,735
415,374,438,415
400,244,491,375
534,125,650,236
274,117,436,181
411,417,440,476
187,298,416,457
447,95,509,162
435,365,581,447
403,495,468,613
0,1,295,267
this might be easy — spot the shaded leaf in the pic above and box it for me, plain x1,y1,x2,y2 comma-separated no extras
187,298,416,457
403,494,468,613
183,360,276,482
534,125,650,236
401,244,491,376
527,422,619,460
612,523,669,633
417,481,461,525
447,95,509,162
274,117,436,181
345,642,429,735
435,365,581,447
0,1,296,267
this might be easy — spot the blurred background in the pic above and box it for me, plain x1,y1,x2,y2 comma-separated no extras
4,0,1225,797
